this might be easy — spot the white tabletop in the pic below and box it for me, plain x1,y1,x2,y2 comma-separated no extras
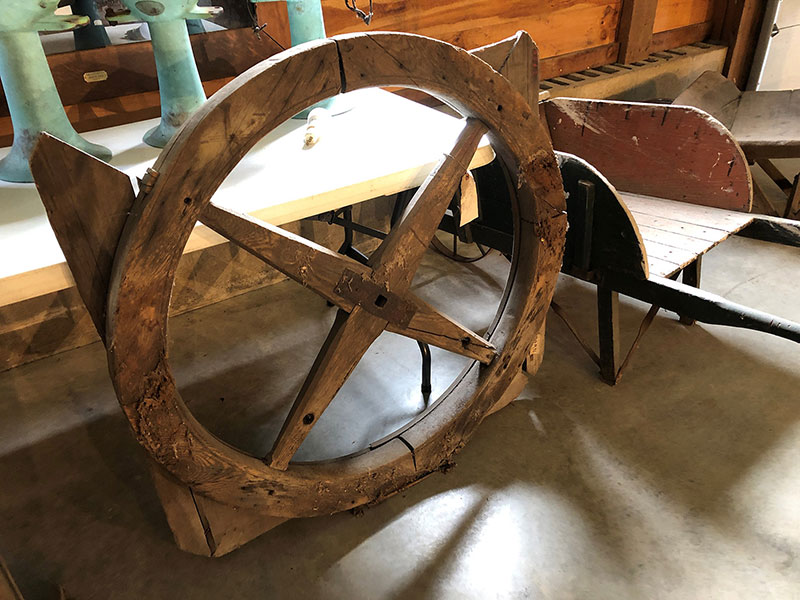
0,89,494,306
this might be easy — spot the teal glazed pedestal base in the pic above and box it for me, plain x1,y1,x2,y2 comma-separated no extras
116,0,219,148
0,2,111,183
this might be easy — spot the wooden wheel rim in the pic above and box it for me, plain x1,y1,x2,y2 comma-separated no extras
107,32,566,517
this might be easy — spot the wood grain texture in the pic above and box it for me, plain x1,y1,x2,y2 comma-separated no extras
104,33,566,515
673,69,742,128
618,0,659,62
717,0,767,88
620,191,754,276
731,90,800,159
545,97,753,211
29,134,136,340
318,0,622,59
201,203,497,363
470,31,539,107
653,0,714,32
649,20,713,53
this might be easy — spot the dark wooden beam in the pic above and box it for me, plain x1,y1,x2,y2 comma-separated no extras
714,0,767,88
617,0,659,63
650,20,714,54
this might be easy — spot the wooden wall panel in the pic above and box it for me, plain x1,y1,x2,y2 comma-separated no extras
316,0,622,58
653,0,714,33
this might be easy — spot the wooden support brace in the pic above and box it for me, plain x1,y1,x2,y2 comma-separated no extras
149,463,287,558
597,285,621,385
680,257,702,326
617,0,659,63
786,173,800,221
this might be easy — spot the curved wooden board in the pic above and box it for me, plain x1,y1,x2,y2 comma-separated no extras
544,97,753,212
558,152,649,279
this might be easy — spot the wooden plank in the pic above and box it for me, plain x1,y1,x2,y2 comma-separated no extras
150,462,287,557
618,0,659,62
673,69,742,128
717,0,767,88
470,31,539,108
642,237,703,270
731,90,800,159
540,43,620,80
648,255,683,277
654,0,714,33
627,210,734,242
318,0,622,59
545,98,753,211
597,286,621,383
28,135,136,341
621,193,754,230
680,256,702,325
636,223,717,253
649,20,713,53
542,44,726,102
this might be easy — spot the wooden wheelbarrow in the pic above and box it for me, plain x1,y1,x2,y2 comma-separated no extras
452,88,800,385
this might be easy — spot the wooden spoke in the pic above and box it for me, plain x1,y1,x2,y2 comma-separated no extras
205,203,497,364
202,203,368,309
387,295,497,364
266,306,387,470
369,118,489,292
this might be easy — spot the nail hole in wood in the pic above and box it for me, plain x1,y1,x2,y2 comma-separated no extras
375,294,388,308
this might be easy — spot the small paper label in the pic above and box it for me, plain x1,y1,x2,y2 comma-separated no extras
83,70,108,83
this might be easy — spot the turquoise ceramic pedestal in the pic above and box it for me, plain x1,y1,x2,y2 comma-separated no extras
0,2,111,183
116,1,219,147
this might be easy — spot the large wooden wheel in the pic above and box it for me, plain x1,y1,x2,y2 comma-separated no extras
105,33,566,518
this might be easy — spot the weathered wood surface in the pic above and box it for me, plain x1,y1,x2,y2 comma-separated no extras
654,0,714,33
673,69,741,128
545,97,753,211
311,0,622,59
470,31,539,108
649,19,713,53
732,90,800,159
617,0,659,62
715,0,766,88
100,32,566,516
619,192,755,277
150,462,287,557
29,135,136,341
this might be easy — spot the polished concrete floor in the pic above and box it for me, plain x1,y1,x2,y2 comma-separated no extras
1,234,798,599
